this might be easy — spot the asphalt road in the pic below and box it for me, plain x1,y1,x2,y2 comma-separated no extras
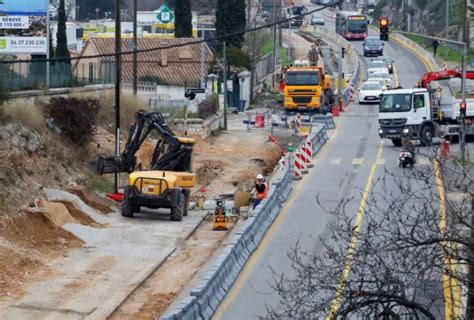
214,7,445,320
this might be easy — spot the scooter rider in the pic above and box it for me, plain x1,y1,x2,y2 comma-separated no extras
401,128,415,157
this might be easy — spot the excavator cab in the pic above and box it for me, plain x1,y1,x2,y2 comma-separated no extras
97,111,195,221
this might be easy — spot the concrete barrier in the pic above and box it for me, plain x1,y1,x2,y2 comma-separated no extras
161,125,329,320
390,33,440,72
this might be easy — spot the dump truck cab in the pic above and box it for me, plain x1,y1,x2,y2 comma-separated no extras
282,66,332,113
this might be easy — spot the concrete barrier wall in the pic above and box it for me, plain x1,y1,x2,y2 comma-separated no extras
160,124,329,320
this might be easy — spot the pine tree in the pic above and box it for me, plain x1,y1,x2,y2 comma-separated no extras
56,0,70,62
215,0,246,48
174,0,193,38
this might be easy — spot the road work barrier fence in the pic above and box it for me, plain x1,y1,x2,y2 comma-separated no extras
160,124,329,320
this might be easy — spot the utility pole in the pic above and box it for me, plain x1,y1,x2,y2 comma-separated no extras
132,0,137,95
223,41,228,130
461,44,467,164
403,0,407,32
114,0,122,193
272,0,277,88
446,0,449,39
338,47,343,106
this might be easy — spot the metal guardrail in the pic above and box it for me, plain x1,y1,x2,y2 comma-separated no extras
160,125,329,320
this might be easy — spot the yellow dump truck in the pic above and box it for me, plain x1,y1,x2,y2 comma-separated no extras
282,65,333,113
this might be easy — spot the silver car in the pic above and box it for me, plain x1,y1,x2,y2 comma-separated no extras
311,14,325,26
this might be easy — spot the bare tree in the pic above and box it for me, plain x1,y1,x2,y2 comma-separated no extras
265,148,474,319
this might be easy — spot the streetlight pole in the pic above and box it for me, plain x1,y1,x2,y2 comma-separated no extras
132,0,137,96
114,0,122,193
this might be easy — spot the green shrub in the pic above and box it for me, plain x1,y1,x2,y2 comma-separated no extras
44,97,99,146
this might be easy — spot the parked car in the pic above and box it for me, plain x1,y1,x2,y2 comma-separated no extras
358,81,384,104
363,36,384,57
311,14,325,26
367,60,389,75
368,71,392,88
372,56,394,74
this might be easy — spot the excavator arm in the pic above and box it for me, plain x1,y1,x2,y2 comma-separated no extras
97,110,193,175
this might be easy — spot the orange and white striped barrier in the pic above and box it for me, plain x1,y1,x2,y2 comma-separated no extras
349,84,355,102
301,139,313,168
293,151,306,180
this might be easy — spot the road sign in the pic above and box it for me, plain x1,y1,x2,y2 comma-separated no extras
156,5,174,24
470,58,474,68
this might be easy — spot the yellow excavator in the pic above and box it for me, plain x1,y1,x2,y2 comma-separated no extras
97,110,195,221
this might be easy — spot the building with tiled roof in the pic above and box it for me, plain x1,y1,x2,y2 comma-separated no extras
73,38,214,87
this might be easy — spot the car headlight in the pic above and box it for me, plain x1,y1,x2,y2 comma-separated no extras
365,46,369,50
402,128,410,134
378,47,383,50
378,129,383,134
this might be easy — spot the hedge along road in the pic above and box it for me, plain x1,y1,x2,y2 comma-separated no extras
212,7,451,320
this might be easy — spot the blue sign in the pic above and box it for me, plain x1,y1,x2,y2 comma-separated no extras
470,59,474,68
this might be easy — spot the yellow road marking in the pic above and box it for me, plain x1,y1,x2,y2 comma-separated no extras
433,160,462,319
213,124,342,320
389,36,461,318
392,63,399,87
328,142,384,319
352,158,364,165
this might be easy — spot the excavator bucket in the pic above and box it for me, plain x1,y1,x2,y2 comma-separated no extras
97,155,136,175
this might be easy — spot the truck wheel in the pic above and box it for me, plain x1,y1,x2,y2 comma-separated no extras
420,125,434,146
183,194,190,217
121,187,134,218
391,139,402,147
170,193,184,221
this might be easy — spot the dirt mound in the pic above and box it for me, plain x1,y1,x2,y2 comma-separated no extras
42,201,77,227
61,202,103,228
70,187,115,214
234,190,250,208
1,211,83,254
257,142,283,174
195,160,225,186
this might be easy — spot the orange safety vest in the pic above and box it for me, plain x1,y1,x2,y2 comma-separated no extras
256,183,268,200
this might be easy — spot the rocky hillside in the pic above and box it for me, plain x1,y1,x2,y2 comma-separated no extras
373,0,465,41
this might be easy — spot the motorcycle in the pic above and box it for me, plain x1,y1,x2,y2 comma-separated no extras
398,151,415,168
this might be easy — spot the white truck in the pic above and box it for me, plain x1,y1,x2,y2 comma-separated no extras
378,88,474,146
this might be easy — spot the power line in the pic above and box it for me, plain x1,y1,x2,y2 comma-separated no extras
0,1,342,65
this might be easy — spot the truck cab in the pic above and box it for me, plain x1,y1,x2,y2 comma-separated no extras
378,87,474,145
282,66,332,113
378,88,434,146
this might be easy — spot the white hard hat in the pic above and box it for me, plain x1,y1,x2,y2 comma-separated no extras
256,174,264,180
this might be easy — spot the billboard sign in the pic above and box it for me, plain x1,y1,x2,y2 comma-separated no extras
0,0,48,54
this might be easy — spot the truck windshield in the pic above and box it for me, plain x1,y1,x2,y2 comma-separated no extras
287,71,319,85
380,94,412,112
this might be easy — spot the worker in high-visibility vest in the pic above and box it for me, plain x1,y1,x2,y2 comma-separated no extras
253,174,268,210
